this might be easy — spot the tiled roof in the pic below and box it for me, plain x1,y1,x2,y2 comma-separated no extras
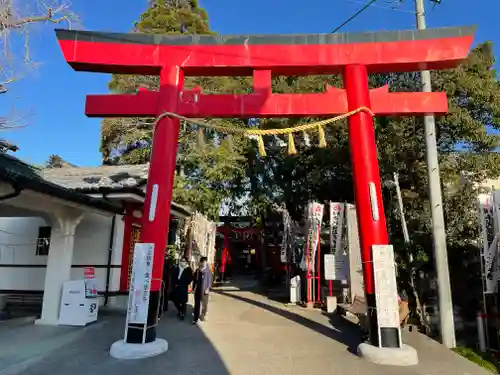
41,164,150,191
0,154,122,213
40,163,192,216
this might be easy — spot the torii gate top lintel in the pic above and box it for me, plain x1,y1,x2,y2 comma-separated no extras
55,26,475,119
56,26,475,75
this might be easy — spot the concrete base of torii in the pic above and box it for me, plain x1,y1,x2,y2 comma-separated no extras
357,342,419,366
110,339,168,360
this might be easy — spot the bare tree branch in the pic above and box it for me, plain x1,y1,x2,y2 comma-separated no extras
0,0,77,90
0,0,77,129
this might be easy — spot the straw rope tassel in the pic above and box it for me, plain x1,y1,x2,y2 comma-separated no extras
288,133,297,155
152,106,374,157
257,135,267,157
318,126,327,148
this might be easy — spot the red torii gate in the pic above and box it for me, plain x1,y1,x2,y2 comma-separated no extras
55,26,474,352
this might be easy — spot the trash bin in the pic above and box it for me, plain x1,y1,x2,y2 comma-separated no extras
290,275,301,304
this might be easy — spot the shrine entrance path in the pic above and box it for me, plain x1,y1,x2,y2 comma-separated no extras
9,285,492,375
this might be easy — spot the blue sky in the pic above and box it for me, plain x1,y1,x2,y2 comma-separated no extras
2,0,498,166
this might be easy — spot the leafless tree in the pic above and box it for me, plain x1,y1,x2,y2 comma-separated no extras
0,0,77,129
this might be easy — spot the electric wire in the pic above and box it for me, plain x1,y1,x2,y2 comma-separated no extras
346,0,415,14
332,0,378,33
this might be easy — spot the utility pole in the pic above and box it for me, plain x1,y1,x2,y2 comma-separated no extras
414,0,456,348
394,172,410,244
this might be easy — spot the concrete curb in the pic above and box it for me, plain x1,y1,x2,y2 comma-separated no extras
357,342,419,366
110,338,168,360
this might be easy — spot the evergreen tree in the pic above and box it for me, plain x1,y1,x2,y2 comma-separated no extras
241,43,500,324
100,0,246,219
45,154,76,168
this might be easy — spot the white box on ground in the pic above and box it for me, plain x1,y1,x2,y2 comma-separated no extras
326,296,337,313
58,279,99,326
290,275,301,304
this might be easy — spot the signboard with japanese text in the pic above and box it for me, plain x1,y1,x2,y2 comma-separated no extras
479,193,500,294
324,253,349,281
329,202,345,255
307,202,324,270
372,245,400,331
127,243,154,325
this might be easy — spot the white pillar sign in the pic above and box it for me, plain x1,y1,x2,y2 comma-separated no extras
330,202,345,254
372,245,400,334
127,243,154,325
308,202,324,269
479,194,500,294
324,253,349,281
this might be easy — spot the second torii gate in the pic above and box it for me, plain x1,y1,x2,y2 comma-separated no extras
55,25,475,359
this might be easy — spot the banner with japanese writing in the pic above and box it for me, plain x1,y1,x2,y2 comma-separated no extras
479,194,500,294
127,243,154,325
329,202,345,255
307,202,324,270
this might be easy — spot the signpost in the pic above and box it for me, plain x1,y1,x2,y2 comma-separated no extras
125,243,154,342
372,245,401,348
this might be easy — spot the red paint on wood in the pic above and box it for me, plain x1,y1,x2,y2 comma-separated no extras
344,64,389,295
85,89,448,118
120,212,134,292
57,36,473,75
139,67,184,292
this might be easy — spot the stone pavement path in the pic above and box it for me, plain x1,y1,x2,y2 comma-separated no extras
7,288,493,375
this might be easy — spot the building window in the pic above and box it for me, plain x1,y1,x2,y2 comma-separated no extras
36,226,52,256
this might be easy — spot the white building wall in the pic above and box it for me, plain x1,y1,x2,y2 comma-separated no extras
0,214,125,298
0,217,48,290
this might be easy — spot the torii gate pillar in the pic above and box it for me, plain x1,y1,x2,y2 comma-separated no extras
55,25,475,364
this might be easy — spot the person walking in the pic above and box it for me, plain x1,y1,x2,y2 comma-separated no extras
192,256,213,324
170,257,193,320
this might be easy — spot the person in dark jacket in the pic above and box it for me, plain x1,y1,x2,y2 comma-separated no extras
192,256,213,324
170,257,193,320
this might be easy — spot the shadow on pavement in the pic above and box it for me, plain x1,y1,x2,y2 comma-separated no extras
10,307,230,375
215,290,362,354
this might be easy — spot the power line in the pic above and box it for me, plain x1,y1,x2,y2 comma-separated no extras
332,0,378,33
347,0,415,14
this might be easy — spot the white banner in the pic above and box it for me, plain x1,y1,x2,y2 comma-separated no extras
372,245,400,332
330,202,345,255
308,202,324,270
479,194,499,294
127,243,154,325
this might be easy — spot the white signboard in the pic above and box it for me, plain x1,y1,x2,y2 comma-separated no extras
324,253,349,281
372,245,400,331
308,202,324,269
479,194,499,294
330,202,345,254
127,243,154,325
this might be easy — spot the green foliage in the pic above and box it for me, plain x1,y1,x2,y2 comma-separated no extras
44,154,76,168
228,43,500,321
453,347,499,373
100,0,247,219
101,1,500,327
